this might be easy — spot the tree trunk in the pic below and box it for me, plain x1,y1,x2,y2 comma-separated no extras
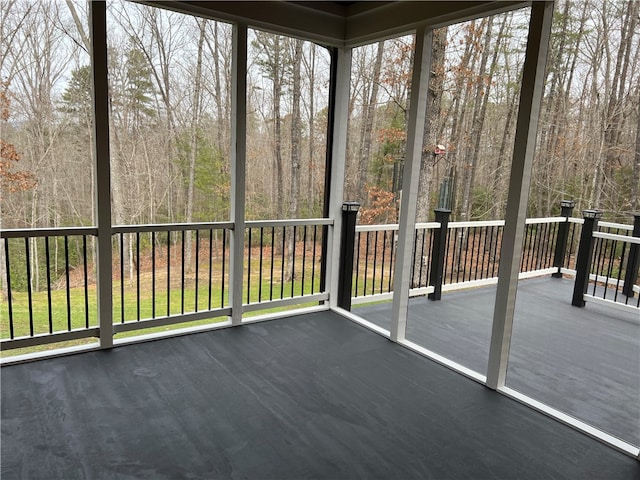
357,41,384,201
287,39,303,281
632,90,640,212
412,27,446,287
184,19,206,273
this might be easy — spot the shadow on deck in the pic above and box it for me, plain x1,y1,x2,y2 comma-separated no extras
354,276,640,446
2,305,639,479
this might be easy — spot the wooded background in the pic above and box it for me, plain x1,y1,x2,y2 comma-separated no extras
2,0,639,233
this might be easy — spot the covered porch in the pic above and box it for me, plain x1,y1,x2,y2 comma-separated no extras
2,0,640,476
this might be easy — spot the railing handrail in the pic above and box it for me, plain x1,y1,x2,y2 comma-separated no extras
525,217,564,225
356,224,399,232
597,221,634,231
569,218,634,231
448,220,505,228
245,218,333,228
593,231,640,245
0,226,99,238
112,222,234,233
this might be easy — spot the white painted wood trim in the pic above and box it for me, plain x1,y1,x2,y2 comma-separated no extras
416,222,441,230
598,221,633,231
112,222,234,233
524,216,563,225
326,47,352,309
241,293,329,313
583,295,640,315
519,267,557,279
356,224,400,232
448,220,505,228
350,286,434,306
351,292,394,305
399,339,487,384
0,227,99,238
442,278,499,291
1,343,101,367
245,218,333,228
332,307,391,338
241,304,330,324
569,217,585,225
390,25,432,343
112,308,232,334
1,328,100,351
593,231,640,244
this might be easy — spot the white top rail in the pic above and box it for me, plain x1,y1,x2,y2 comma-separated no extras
356,224,399,232
569,217,584,225
416,222,441,229
525,217,563,225
356,222,441,232
593,231,640,245
448,220,505,228
0,226,99,238
245,218,333,228
113,222,234,233
598,221,633,231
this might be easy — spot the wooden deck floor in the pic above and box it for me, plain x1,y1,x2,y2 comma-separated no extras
2,308,639,479
354,276,640,446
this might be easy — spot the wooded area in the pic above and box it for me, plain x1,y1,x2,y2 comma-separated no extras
1,0,639,232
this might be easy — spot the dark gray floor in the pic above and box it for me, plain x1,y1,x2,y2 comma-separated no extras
355,276,640,445
2,311,639,479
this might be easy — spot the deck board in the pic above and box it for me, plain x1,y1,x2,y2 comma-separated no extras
354,276,640,445
2,308,639,479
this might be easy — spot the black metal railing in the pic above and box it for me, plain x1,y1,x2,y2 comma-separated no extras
353,225,398,299
570,212,640,308
520,219,559,273
588,233,639,306
2,204,636,355
1,228,99,348
443,221,504,285
111,223,232,328
244,219,330,306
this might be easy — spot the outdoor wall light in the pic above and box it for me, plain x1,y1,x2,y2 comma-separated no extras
582,209,602,220
342,202,361,212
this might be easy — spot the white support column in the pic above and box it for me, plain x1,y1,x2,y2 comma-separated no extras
390,26,433,342
327,48,352,309
487,1,554,389
89,1,113,349
229,23,247,326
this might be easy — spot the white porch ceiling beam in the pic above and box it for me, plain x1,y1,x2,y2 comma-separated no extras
390,25,432,342
486,1,554,389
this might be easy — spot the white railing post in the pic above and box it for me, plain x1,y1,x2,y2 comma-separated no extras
90,1,113,348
